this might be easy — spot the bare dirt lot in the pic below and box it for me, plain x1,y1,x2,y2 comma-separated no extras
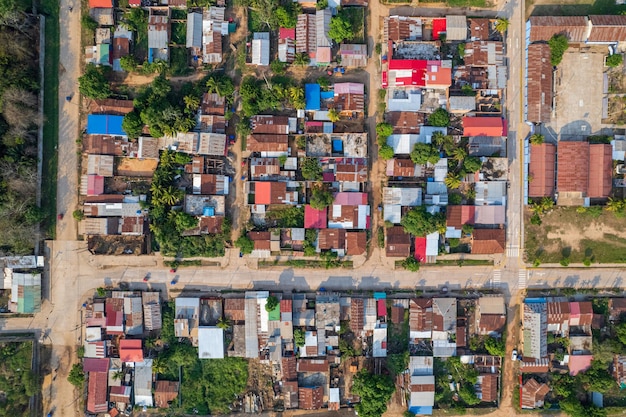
524,206,626,264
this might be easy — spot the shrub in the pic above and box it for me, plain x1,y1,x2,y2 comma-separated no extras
560,258,570,267
265,295,279,312
607,54,623,67
235,235,254,254
402,256,420,272
67,363,85,387
72,210,85,221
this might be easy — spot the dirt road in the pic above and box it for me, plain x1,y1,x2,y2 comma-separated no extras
56,0,80,241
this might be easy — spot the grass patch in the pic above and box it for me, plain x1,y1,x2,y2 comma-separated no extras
169,47,192,76
171,21,187,45
259,259,354,269
41,0,60,238
433,259,494,266
525,207,626,264
164,259,202,267
530,0,626,15
171,8,187,20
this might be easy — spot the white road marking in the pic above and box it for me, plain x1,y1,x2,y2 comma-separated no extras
519,269,527,289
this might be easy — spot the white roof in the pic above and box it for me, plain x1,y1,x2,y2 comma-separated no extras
252,33,270,65
409,375,435,407
134,359,154,407
409,356,434,376
85,327,102,342
198,327,225,359
373,326,387,357
474,205,506,225
475,181,507,206
479,296,505,315
426,232,439,256
329,387,340,404
387,89,422,112
433,158,448,182
383,187,422,206
445,15,468,41
387,134,419,154
175,297,199,318
383,204,402,224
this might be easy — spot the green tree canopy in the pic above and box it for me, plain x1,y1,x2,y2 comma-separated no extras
376,122,393,139
236,235,254,254
379,144,395,160
427,107,450,127
462,156,482,173
352,371,396,417
122,110,143,139
401,206,445,236
310,188,334,210
78,63,111,100
529,133,545,145
548,34,569,66
300,157,322,180
67,363,85,387
410,143,440,165
328,15,354,43
484,337,505,356
265,295,279,312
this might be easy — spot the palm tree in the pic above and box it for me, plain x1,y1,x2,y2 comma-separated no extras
294,52,310,67
444,172,462,189
217,316,231,330
451,147,468,162
159,186,184,206
606,197,625,212
152,357,166,376
328,108,341,122
495,18,509,34
206,77,222,96
112,370,124,381
183,95,200,112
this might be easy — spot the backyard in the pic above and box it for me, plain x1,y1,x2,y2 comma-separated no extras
525,206,626,264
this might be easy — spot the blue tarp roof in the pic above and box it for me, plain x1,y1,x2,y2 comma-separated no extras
373,292,386,300
320,91,334,100
305,84,321,111
87,115,126,136
408,406,433,415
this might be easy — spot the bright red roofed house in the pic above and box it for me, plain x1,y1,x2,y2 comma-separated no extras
334,192,368,205
377,299,387,317
279,28,296,40
304,206,327,229
89,0,112,7
415,237,427,262
432,18,447,40
119,339,144,363
463,117,506,136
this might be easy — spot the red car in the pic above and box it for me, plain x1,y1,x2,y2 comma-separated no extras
57,213,64,220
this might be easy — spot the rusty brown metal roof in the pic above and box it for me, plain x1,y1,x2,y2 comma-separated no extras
88,99,134,115
469,18,491,40
480,374,498,402
318,229,346,251
410,298,433,332
529,143,556,197
529,16,588,42
588,15,626,41
346,231,367,256
386,111,424,135
471,229,505,254
224,298,245,322
202,93,225,115
588,143,612,198
526,44,553,124
386,226,411,258
557,141,589,193
350,298,364,333
336,161,368,182
246,134,289,152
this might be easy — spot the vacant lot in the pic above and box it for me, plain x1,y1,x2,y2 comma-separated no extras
0,340,38,417
525,207,626,264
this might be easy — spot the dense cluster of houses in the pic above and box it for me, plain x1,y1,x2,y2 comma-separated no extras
242,81,371,257
79,88,232,253
520,297,626,409
380,16,509,261
81,291,175,414
79,290,510,414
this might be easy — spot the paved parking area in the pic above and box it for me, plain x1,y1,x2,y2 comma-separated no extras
551,47,605,138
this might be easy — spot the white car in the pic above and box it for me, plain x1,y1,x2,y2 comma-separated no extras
511,349,518,361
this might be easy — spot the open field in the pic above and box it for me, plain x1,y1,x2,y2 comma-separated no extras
527,0,626,17
41,0,60,239
525,207,626,264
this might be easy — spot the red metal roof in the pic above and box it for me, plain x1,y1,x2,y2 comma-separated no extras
304,206,327,229
463,117,505,136
87,174,105,196
83,358,110,373
529,143,556,197
255,182,287,205
414,237,427,262
377,299,387,317
386,59,427,87
432,18,446,40
89,0,112,7
280,299,292,313
87,371,108,414
446,206,475,228
279,28,296,40
119,339,144,362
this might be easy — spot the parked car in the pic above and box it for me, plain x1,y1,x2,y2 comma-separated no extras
511,349,518,361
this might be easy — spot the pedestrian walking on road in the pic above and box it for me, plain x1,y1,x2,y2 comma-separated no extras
69,6,73,11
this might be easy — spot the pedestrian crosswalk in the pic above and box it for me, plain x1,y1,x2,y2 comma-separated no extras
507,245,519,258
518,269,527,290
491,269,501,288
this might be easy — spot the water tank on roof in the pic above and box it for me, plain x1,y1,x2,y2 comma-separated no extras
203,206,215,217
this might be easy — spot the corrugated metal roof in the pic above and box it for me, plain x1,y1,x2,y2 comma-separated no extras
529,143,555,197
526,43,553,123
528,16,588,42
